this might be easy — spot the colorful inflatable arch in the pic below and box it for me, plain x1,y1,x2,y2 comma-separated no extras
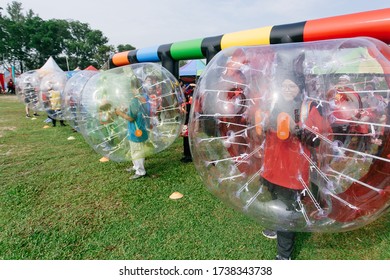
109,8,390,77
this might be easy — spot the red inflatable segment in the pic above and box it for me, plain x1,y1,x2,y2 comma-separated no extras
304,8,390,44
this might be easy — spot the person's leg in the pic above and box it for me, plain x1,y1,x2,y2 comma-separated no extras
129,142,146,178
262,180,298,243
181,136,192,162
132,158,146,176
261,179,278,238
25,105,31,117
276,231,295,260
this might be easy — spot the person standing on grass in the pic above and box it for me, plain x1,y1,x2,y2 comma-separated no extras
115,78,149,180
179,80,195,163
260,73,328,260
23,83,40,118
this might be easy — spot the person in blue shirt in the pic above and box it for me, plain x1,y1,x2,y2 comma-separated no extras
115,83,149,180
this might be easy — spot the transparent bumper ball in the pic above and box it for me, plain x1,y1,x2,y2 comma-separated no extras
78,63,185,162
16,70,41,111
39,71,67,120
189,37,390,232
61,70,98,131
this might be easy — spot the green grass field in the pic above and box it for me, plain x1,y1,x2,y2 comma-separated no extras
0,94,389,260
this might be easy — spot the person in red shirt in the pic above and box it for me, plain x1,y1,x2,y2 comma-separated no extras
326,75,362,146
261,73,329,260
7,78,15,94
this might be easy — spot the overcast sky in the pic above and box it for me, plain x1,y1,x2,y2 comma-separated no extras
3,0,390,49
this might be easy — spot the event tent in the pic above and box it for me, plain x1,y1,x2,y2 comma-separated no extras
84,65,98,71
179,60,206,77
40,56,64,73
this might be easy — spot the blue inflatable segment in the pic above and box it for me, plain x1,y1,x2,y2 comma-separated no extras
136,46,160,62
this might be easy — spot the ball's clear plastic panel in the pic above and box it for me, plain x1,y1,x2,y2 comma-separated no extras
189,37,390,232
39,71,67,120
15,70,41,111
78,63,186,162
61,70,98,131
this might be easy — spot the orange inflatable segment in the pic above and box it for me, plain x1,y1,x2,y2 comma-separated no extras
111,51,131,67
277,112,290,140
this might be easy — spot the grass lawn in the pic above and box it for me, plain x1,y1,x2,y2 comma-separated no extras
0,94,389,260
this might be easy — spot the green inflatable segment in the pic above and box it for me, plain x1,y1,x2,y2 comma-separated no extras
170,39,204,60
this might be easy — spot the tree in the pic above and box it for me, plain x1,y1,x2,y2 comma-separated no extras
63,20,115,69
117,44,136,53
1,1,128,71
27,19,71,69
0,9,8,61
6,1,25,21
1,1,31,71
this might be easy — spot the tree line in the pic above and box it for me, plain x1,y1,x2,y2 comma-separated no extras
0,1,135,72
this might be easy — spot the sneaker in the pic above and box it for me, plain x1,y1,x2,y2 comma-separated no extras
125,167,135,173
262,229,277,239
129,174,146,180
33,113,40,116
26,114,31,118
275,255,291,260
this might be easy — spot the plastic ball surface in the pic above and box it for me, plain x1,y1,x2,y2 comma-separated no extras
189,37,390,232
78,63,185,162
16,70,41,111
39,71,67,120
61,70,98,130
